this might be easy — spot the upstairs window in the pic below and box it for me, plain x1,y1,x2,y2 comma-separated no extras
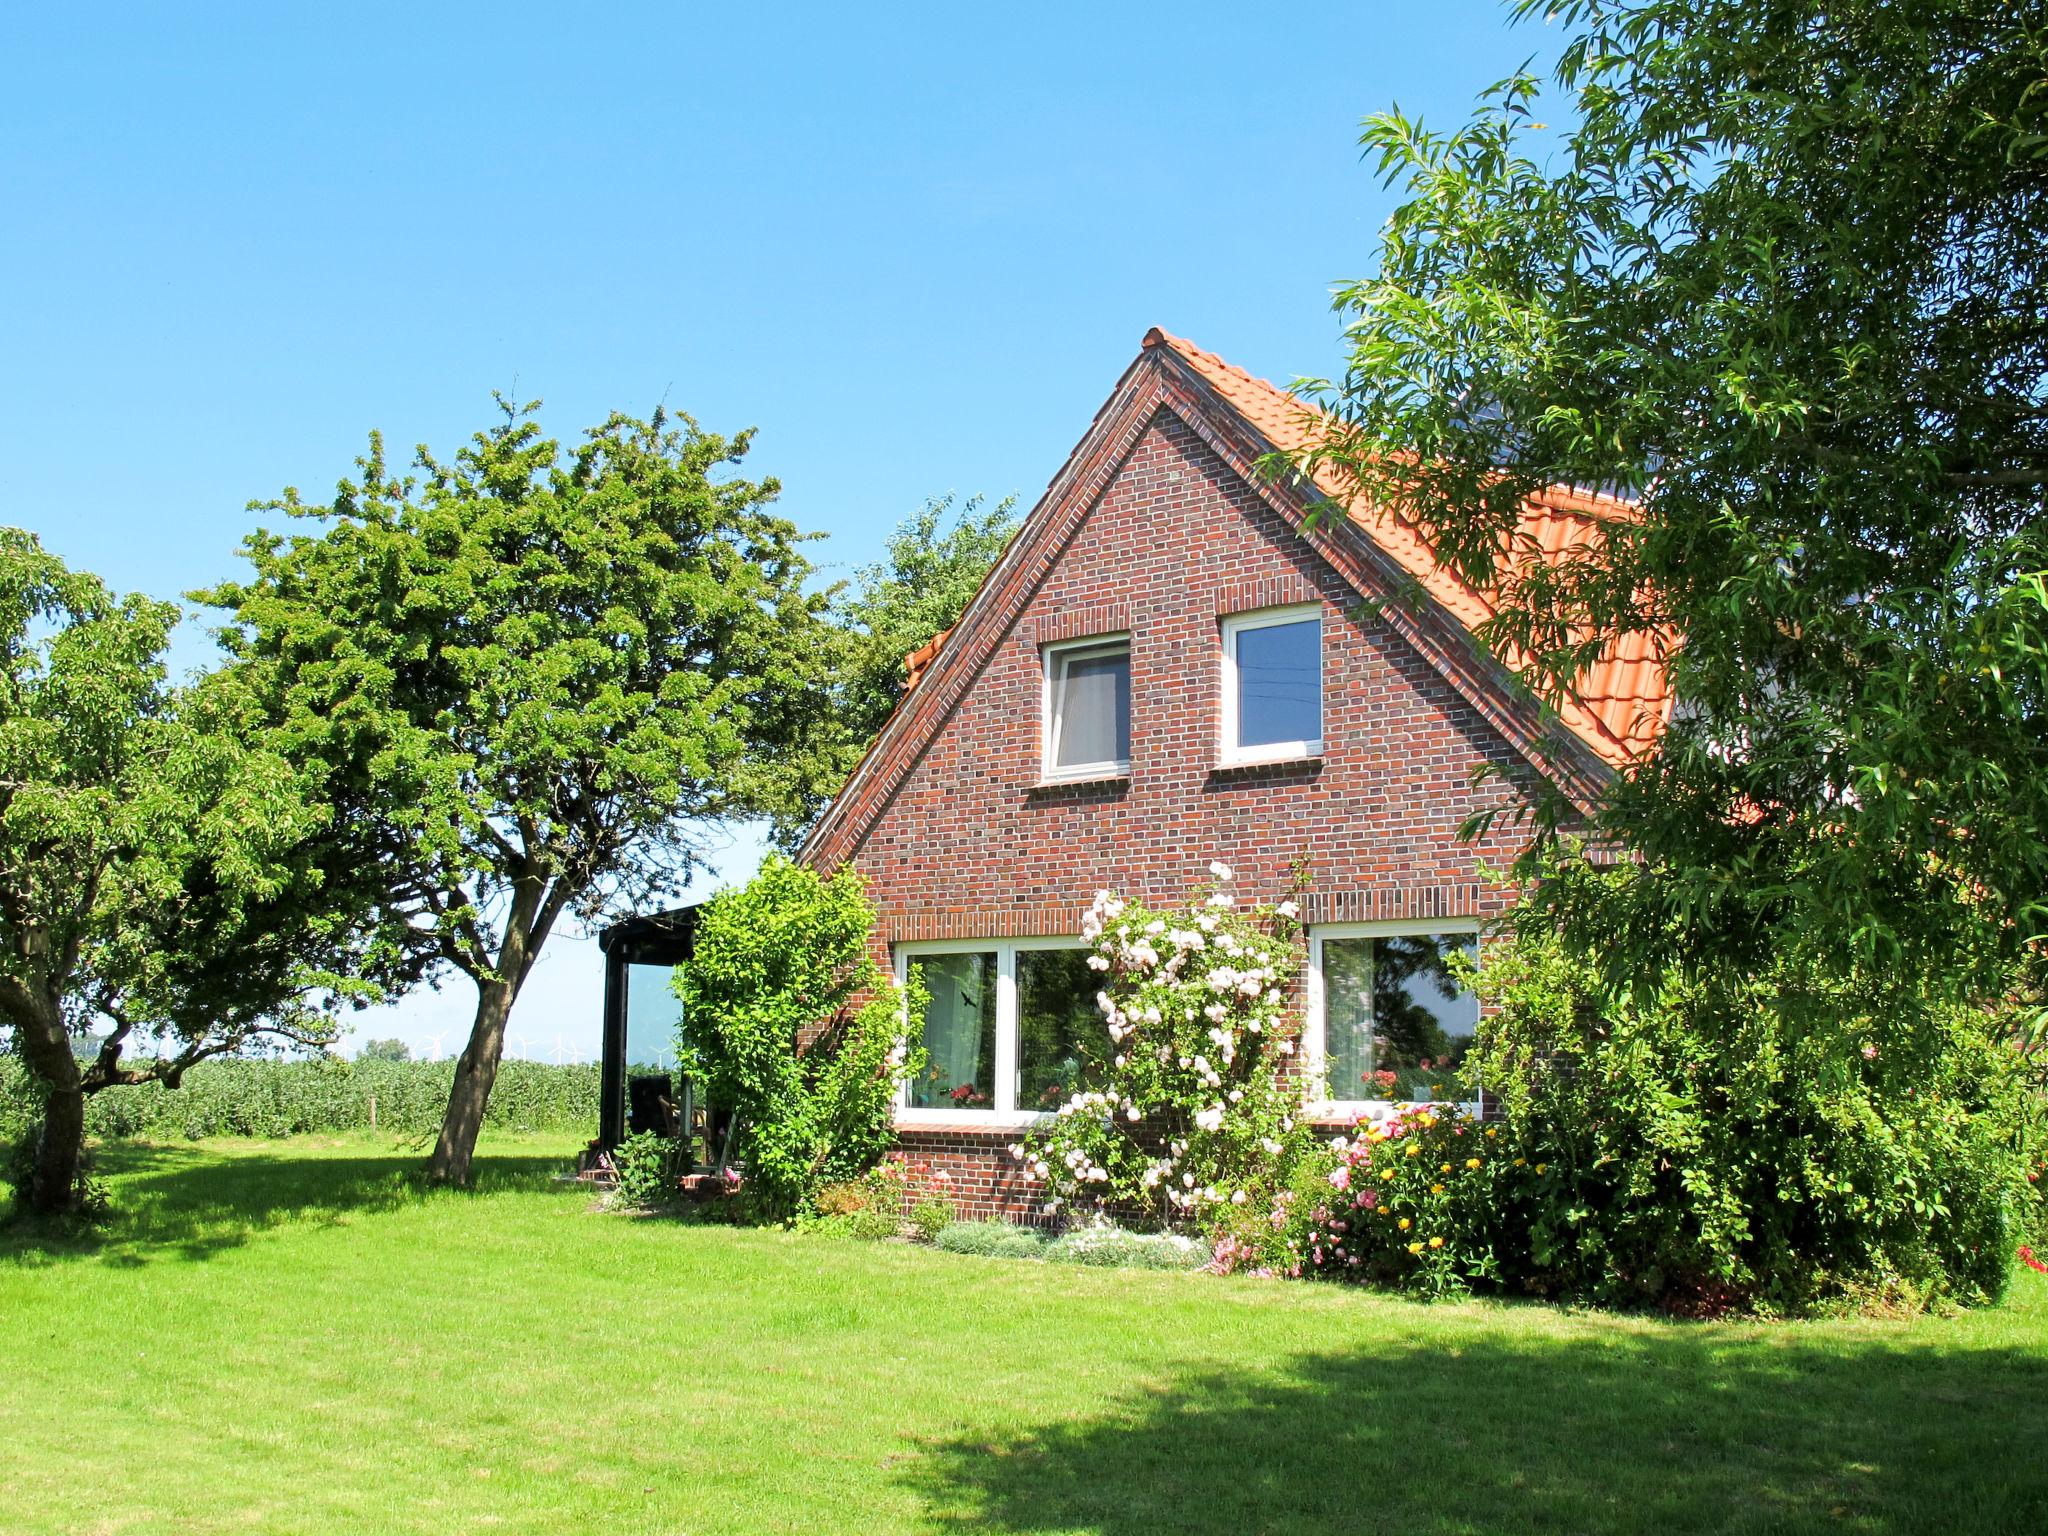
1221,606,1322,764
1043,636,1130,780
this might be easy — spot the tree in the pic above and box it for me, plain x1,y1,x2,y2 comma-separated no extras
835,493,1018,741
0,531,343,1215
358,1037,411,1063
199,400,835,1184
780,494,1018,840
1294,0,2048,1008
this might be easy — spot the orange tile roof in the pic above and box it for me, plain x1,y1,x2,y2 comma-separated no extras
1143,329,1674,767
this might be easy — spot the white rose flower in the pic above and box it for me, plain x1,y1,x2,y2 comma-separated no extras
1209,861,1233,881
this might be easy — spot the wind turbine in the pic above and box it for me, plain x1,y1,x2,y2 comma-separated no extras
549,1034,569,1065
426,1030,450,1063
512,1033,534,1061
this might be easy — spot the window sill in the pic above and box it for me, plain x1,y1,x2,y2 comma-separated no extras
1210,752,1323,777
1306,1098,1481,1127
1032,767,1130,791
895,1110,1046,1134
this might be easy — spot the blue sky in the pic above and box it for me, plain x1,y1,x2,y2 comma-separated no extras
4,1,1557,1058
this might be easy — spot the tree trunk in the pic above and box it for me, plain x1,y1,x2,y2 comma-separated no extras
8,983,86,1215
426,978,514,1186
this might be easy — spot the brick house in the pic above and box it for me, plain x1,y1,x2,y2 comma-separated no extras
788,329,1672,1220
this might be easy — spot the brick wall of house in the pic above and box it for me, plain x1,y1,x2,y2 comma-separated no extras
837,406,1548,1220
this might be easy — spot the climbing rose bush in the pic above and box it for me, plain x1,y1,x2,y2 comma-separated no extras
1013,865,1312,1226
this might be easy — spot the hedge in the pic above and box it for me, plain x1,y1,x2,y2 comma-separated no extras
0,1057,599,1143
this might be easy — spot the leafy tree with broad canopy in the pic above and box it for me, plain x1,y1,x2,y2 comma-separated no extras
0,531,346,1215
1292,0,2048,1015
200,401,834,1184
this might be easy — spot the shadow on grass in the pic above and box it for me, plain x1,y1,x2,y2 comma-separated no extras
1,1142,571,1267
900,1322,2048,1536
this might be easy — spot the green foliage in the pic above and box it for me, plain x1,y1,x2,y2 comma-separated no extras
673,856,923,1217
1018,872,1311,1227
0,1056,597,1143
1296,1109,1507,1301
357,1038,411,1063
1468,901,2048,1310
933,1219,1049,1260
1045,1222,1211,1271
1285,882,2047,1312
807,1156,957,1240
609,1131,681,1210
905,1195,951,1243
197,399,836,1179
930,1218,1211,1270
768,492,1018,848
827,492,1016,737
1294,0,2048,1014
1,1133,106,1225
0,529,352,1213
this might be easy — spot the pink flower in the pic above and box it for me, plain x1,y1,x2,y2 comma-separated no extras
1329,1166,1351,1191
1861,1043,1879,1060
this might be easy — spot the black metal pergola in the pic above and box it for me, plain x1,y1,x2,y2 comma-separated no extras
595,903,701,1150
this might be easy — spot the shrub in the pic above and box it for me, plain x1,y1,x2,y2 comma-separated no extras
805,1154,955,1240
674,857,925,1218
1046,1220,1210,1270
1015,866,1313,1227
609,1131,681,1210
931,1218,1206,1269
2,1131,106,1224
908,1193,954,1243
1471,922,2047,1310
1297,1108,1503,1299
934,1220,1048,1260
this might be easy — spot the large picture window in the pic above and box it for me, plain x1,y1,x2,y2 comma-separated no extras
1221,605,1323,764
1306,924,1479,1108
897,938,1097,1121
1043,636,1130,780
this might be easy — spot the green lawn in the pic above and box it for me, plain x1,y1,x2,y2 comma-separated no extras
2,1138,2043,1535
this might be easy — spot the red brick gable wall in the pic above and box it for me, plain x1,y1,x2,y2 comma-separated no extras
844,406,1542,937
843,405,1549,1221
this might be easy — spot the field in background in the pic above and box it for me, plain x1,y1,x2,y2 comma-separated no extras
2,1136,2043,1535
0,1057,598,1143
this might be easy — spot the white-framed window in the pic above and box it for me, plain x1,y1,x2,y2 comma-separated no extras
1042,635,1131,782
1304,921,1480,1115
1220,604,1323,765
896,937,1098,1124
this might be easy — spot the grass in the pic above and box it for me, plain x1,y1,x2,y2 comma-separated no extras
2,1138,2044,1535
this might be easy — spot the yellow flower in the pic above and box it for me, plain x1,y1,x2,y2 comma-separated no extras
1420,1114,1437,1128
1430,1183,1445,1195
1398,1217,1411,1231
1440,1162,1452,1173
1407,1241,1424,1255
1513,1157,1526,1167
1380,1168,1394,1181
1536,1163,1548,1174
1465,1158,1481,1169
1405,1144,1421,1158
1428,1235,1444,1249
1484,1126,1498,1138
